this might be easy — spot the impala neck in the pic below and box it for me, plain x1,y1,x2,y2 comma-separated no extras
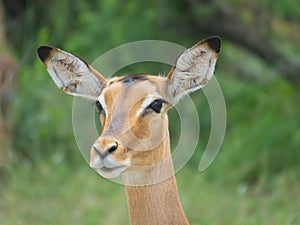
122,130,189,225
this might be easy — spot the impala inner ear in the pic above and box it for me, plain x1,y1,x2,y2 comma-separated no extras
166,36,221,102
37,46,107,100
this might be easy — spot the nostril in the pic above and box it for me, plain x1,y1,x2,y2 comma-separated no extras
93,142,118,158
107,142,118,153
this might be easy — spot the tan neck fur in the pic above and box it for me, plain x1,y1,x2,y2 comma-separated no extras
122,129,189,225
124,175,189,225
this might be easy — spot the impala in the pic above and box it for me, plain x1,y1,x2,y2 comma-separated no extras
37,36,221,225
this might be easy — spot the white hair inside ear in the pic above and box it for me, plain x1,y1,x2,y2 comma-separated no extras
167,36,221,102
37,46,107,100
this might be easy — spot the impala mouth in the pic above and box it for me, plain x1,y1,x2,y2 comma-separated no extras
90,154,130,178
95,165,128,178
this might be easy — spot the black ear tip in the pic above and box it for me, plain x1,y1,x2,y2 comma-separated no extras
205,36,221,53
37,45,53,62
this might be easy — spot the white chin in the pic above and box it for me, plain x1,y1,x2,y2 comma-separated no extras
95,166,127,178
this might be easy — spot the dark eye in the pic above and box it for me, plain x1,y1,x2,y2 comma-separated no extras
148,99,164,113
95,101,103,113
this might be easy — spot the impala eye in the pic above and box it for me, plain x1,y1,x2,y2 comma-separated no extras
95,101,103,113
148,99,164,113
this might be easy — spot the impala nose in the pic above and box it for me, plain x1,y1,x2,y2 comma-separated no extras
90,143,116,168
93,142,118,158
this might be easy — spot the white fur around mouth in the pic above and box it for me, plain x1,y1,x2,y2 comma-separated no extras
90,154,130,178
95,165,128,178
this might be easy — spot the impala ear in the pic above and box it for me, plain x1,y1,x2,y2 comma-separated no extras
167,36,221,102
37,46,106,100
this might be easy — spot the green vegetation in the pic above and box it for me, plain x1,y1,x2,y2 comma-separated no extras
1,0,300,224
1,158,299,225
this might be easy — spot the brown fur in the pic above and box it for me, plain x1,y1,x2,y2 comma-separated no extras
124,176,189,225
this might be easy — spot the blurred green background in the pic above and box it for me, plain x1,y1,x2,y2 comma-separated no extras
0,0,300,224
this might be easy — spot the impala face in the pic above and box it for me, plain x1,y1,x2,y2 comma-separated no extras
37,37,221,179
89,75,172,178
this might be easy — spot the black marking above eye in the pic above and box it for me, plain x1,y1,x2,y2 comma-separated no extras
95,101,103,113
120,74,148,85
148,99,165,113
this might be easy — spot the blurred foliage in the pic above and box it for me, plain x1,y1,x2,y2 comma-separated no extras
1,0,300,224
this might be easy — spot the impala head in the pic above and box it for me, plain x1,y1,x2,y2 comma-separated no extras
37,37,221,179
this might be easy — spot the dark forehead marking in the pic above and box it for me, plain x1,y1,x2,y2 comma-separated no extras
119,74,148,85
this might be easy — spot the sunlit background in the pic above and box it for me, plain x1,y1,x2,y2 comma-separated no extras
0,0,299,224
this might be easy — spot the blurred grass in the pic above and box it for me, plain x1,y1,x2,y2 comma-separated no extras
0,158,129,225
1,157,299,225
